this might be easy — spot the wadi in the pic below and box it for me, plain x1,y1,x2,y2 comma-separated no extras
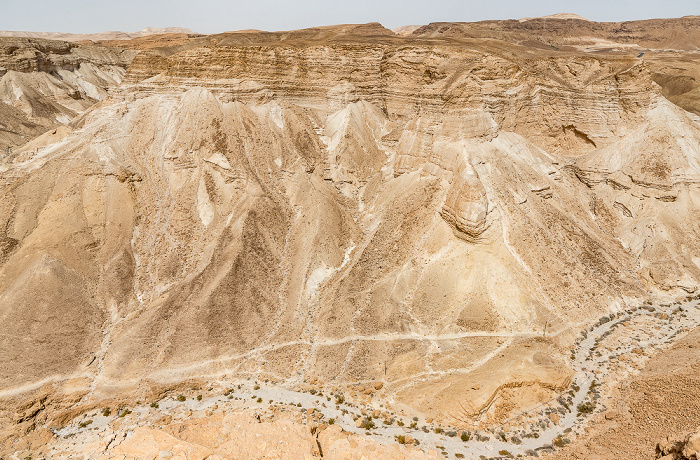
1,15,700,459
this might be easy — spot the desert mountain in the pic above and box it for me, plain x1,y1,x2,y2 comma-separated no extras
519,13,591,22
1,17,700,459
0,27,197,43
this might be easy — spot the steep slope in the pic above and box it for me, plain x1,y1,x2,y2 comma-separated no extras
0,38,135,151
1,23,700,454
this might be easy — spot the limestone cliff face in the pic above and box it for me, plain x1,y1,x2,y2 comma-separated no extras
1,25,699,430
0,38,135,149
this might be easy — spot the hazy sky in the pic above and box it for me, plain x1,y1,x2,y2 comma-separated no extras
4,0,699,34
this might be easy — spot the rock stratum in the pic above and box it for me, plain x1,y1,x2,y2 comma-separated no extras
1,17,700,458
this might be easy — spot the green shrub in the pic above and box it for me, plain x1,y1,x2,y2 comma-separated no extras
257,397,262,403
461,432,470,442
79,419,92,428
328,418,335,425
396,435,406,444
177,395,186,402
150,402,159,408
102,408,111,417
196,395,202,401
254,385,260,390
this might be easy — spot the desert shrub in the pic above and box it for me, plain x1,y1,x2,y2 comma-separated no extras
196,395,202,401
577,402,595,414
177,395,186,402
552,436,566,447
79,419,92,428
102,408,111,417
461,432,470,442
150,402,159,408
360,418,375,430
396,435,406,444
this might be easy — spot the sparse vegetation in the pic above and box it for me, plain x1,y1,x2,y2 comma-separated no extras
79,419,93,428
102,407,111,417
196,394,202,401
150,402,159,408
328,418,335,425
577,401,595,414
434,427,443,434
396,435,406,444
461,432,470,442
119,409,132,418
360,418,375,430
177,395,186,402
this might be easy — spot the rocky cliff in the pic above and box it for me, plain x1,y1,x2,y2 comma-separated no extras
1,20,700,457
0,38,134,150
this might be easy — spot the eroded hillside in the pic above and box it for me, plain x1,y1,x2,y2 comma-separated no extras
2,19,700,459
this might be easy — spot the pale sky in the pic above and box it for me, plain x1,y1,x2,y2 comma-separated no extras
3,0,699,34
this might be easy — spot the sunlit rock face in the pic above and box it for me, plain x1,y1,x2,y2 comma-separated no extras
2,20,700,439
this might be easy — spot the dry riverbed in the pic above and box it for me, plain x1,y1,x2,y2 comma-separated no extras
10,296,700,460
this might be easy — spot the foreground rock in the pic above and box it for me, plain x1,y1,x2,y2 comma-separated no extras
657,428,700,460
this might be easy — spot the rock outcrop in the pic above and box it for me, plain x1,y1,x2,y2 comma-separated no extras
0,38,135,150
2,20,700,457
657,428,700,459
